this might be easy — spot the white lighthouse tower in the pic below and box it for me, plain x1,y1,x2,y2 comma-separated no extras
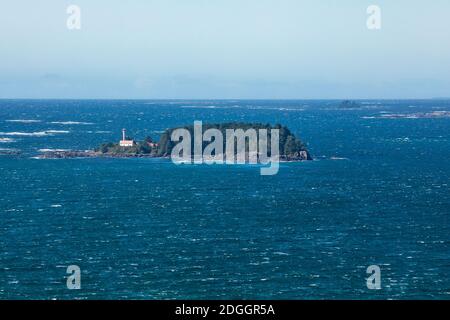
119,128,135,147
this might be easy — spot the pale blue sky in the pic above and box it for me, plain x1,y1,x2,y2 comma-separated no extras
0,0,449,99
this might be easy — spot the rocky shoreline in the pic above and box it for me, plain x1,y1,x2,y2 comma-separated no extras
35,150,159,159
35,149,311,161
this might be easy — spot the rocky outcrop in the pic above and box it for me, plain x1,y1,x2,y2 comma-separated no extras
36,150,157,159
0,149,21,156
281,150,312,161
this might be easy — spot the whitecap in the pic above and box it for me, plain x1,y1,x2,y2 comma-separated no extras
0,138,16,143
46,130,70,134
0,148,19,151
5,119,41,123
38,149,71,152
181,105,217,109
50,121,94,125
0,131,48,137
273,252,290,256
0,130,69,137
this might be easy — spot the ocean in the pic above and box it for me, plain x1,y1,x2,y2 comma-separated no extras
0,99,449,299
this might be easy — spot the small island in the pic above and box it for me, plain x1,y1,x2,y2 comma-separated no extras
339,100,361,109
37,123,313,161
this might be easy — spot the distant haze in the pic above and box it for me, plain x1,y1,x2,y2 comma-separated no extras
0,0,449,99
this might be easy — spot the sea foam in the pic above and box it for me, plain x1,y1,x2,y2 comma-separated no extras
0,130,69,137
50,121,94,125
5,119,41,123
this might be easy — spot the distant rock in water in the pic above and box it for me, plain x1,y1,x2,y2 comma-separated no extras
36,149,155,159
37,150,97,159
339,100,361,109
0,148,21,156
376,111,450,119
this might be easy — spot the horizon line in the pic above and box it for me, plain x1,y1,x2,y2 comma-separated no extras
1,97,449,101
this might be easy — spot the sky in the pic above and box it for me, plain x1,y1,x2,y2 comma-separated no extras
0,0,449,99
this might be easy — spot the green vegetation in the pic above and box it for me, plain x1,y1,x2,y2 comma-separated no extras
157,122,311,159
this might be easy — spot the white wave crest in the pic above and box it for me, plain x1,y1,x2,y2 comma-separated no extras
50,121,94,125
38,149,72,152
46,130,70,134
0,130,69,137
0,148,19,151
5,119,41,123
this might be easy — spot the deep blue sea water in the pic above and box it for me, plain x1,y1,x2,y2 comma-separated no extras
0,99,449,299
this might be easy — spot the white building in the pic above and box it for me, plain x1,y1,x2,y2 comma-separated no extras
119,128,135,147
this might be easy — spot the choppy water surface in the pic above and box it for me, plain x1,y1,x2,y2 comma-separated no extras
0,99,449,299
